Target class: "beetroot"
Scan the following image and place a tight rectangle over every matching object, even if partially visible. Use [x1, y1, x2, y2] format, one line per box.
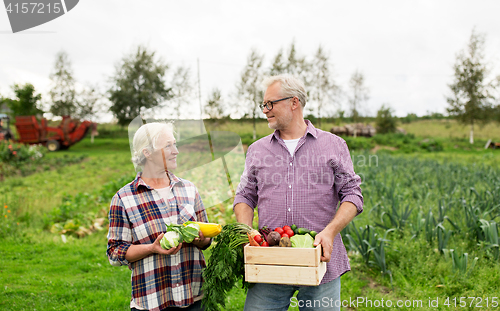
[259, 226, 271, 242]
[267, 231, 281, 246]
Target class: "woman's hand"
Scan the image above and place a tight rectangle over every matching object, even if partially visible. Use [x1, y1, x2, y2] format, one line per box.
[151, 233, 182, 255]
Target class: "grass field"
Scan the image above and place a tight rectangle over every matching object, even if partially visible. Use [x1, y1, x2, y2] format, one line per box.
[1, 119, 499, 311]
[399, 119, 500, 141]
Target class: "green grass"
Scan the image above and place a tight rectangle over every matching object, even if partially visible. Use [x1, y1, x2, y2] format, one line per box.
[400, 119, 500, 141]
[1, 140, 133, 230]
[0, 232, 131, 311]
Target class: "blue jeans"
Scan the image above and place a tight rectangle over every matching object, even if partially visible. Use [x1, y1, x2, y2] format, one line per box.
[244, 277, 341, 311]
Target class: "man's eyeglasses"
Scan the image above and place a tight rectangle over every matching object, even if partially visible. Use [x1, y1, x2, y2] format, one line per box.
[259, 97, 293, 112]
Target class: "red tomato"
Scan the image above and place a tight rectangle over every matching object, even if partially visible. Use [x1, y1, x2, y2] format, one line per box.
[261, 241, 269, 247]
[283, 225, 291, 231]
[281, 233, 289, 238]
[274, 227, 284, 235]
[285, 229, 294, 237]
[254, 235, 263, 244]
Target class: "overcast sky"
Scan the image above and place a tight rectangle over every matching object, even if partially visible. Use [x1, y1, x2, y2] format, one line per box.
[1, 0, 500, 121]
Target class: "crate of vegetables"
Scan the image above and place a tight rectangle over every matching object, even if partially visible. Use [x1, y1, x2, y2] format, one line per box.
[244, 225, 327, 286]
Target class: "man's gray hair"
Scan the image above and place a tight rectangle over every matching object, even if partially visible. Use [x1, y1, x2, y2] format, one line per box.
[262, 74, 307, 108]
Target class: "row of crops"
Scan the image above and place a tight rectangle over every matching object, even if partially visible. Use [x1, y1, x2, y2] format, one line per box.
[344, 154, 499, 285]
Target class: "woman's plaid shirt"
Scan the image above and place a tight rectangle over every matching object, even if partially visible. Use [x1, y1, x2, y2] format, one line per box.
[107, 172, 208, 311]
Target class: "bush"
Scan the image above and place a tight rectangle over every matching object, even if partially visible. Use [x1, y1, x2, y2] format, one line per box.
[239, 132, 267, 147]
[0, 141, 85, 178]
[44, 174, 135, 238]
[419, 138, 444, 152]
[376, 105, 398, 134]
[343, 137, 376, 151]
[0, 141, 44, 166]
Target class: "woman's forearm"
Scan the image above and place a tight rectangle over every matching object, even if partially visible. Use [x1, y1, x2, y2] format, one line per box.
[125, 244, 154, 263]
[125, 233, 182, 263]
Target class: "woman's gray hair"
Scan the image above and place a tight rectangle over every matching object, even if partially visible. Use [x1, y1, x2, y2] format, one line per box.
[262, 74, 307, 108]
[131, 122, 175, 168]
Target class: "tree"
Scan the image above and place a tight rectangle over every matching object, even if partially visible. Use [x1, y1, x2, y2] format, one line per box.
[236, 49, 264, 140]
[401, 113, 418, 124]
[74, 83, 103, 143]
[375, 104, 397, 134]
[4, 83, 43, 117]
[348, 70, 370, 136]
[285, 41, 310, 85]
[310, 45, 339, 128]
[267, 42, 311, 87]
[447, 29, 496, 144]
[205, 88, 225, 119]
[75, 83, 104, 121]
[49, 51, 77, 117]
[170, 66, 194, 120]
[494, 105, 500, 123]
[268, 48, 287, 76]
[108, 45, 171, 126]
[335, 110, 345, 125]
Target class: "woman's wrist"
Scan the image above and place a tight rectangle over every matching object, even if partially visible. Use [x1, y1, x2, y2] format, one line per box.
[195, 238, 211, 250]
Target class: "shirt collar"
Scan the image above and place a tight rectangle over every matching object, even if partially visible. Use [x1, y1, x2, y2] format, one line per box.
[132, 171, 183, 191]
[270, 119, 318, 143]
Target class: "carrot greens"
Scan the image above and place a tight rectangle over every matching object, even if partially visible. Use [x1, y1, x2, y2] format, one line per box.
[201, 223, 252, 311]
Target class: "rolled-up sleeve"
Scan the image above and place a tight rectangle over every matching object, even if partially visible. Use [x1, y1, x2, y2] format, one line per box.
[233, 145, 259, 210]
[106, 193, 132, 267]
[333, 141, 364, 215]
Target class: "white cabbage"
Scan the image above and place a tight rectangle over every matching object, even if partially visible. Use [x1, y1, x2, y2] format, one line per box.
[160, 231, 180, 249]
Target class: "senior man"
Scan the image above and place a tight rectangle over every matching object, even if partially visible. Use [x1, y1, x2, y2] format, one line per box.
[233, 74, 364, 311]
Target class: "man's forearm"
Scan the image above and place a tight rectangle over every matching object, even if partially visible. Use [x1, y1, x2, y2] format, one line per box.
[234, 203, 254, 227]
[324, 201, 358, 238]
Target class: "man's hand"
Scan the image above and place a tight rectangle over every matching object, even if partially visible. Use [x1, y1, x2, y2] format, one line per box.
[313, 228, 335, 262]
[151, 233, 182, 255]
[314, 202, 359, 262]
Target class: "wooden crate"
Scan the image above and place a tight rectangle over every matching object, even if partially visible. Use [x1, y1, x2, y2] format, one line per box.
[244, 244, 327, 286]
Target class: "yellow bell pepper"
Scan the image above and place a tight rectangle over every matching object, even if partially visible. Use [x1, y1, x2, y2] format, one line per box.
[183, 221, 222, 238]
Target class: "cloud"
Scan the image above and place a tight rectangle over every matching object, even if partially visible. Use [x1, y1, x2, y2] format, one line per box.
[1, 0, 500, 118]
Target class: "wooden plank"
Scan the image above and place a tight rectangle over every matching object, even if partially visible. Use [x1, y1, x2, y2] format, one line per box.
[244, 244, 322, 267]
[245, 262, 327, 286]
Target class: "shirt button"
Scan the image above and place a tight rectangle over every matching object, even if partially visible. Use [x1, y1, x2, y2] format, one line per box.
[289, 185, 291, 188]
[288, 208, 291, 212]
[290, 163, 292, 166]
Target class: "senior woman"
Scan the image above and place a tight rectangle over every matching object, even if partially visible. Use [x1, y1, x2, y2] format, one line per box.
[107, 122, 211, 311]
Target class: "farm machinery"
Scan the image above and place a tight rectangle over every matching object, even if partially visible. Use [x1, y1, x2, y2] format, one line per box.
[1, 115, 96, 151]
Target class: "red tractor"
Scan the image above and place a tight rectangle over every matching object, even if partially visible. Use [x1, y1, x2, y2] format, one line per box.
[11, 115, 96, 151]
